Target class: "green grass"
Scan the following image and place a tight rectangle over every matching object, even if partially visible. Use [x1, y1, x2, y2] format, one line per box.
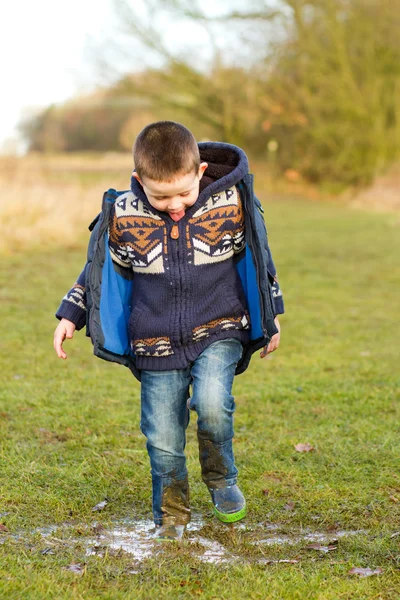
[1, 196, 399, 599]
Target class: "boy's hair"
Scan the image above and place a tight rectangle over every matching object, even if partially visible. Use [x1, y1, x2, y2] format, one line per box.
[133, 121, 200, 182]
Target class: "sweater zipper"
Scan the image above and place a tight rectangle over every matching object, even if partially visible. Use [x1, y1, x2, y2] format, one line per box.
[170, 221, 184, 346]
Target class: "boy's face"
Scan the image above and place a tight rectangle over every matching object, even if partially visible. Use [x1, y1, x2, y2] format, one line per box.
[133, 163, 208, 214]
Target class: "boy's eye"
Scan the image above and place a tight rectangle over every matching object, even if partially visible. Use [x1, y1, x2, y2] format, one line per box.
[180, 192, 190, 197]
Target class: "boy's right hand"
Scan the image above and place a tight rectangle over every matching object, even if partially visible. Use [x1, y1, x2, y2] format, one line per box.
[53, 318, 76, 359]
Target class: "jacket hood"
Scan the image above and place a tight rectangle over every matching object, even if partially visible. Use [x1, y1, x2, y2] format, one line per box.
[130, 141, 249, 204]
[198, 142, 249, 197]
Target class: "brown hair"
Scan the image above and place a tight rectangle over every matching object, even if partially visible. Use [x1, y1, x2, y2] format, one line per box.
[133, 121, 200, 181]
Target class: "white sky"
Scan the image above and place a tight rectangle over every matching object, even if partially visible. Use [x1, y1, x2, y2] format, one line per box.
[0, 0, 119, 148]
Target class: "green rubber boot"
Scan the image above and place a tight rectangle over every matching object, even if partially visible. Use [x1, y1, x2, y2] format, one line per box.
[209, 485, 246, 523]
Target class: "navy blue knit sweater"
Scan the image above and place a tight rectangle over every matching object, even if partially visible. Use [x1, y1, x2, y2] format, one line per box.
[56, 142, 284, 371]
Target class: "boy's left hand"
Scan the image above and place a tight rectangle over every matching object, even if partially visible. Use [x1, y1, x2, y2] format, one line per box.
[260, 317, 280, 358]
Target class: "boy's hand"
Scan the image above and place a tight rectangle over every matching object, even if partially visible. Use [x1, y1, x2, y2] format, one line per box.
[53, 318, 76, 359]
[260, 317, 280, 358]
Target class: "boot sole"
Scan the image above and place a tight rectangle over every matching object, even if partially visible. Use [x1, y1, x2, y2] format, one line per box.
[213, 505, 247, 523]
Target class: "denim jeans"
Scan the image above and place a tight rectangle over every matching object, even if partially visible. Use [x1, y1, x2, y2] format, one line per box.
[140, 338, 243, 526]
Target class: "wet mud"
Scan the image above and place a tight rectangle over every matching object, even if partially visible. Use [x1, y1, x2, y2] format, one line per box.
[161, 479, 191, 526]
[1, 514, 366, 567]
[198, 437, 229, 488]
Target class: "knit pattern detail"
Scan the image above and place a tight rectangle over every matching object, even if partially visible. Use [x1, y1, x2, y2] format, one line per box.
[271, 280, 282, 300]
[109, 185, 244, 276]
[62, 284, 86, 310]
[192, 314, 249, 343]
[109, 192, 165, 273]
[189, 187, 245, 265]
[55, 266, 87, 330]
[132, 336, 174, 357]
[56, 284, 87, 330]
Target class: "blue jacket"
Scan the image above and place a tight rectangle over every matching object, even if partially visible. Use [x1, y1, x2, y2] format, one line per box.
[56, 144, 284, 380]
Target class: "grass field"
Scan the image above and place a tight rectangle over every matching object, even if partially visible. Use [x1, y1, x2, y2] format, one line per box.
[0, 158, 399, 599]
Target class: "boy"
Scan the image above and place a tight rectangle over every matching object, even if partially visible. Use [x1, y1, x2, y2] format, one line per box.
[54, 121, 284, 541]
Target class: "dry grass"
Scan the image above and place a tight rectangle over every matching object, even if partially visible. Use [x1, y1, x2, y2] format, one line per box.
[0, 153, 133, 254]
[349, 163, 400, 213]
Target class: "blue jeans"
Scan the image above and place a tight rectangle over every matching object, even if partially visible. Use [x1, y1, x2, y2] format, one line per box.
[140, 338, 243, 526]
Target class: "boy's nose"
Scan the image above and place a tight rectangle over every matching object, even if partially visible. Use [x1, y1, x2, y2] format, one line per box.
[167, 199, 182, 210]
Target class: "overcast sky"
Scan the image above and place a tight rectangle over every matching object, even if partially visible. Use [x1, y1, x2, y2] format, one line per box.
[0, 0, 271, 150]
[0, 0, 127, 148]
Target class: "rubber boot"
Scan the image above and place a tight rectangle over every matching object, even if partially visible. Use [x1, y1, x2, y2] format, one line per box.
[155, 523, 186, 542]
[209, 484, 246, 523]
[197, 437, 246, 523]
[154, 477, 190, 542]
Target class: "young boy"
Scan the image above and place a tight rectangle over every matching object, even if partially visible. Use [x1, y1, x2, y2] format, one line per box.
[54, 121, 284, 541]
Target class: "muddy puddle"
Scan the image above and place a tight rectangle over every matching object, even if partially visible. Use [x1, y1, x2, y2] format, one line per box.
[251, 525, 363, 547]
[1, 515, 366, 567]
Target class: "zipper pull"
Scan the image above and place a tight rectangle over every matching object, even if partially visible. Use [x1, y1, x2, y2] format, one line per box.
[170, 224, 179, 239]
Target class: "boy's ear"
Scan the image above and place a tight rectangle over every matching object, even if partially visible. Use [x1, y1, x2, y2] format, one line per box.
[132, 171, 142, 184]
[198, 162, 208, 180]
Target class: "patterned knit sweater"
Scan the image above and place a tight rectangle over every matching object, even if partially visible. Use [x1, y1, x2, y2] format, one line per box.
[56, 142, 284, 371]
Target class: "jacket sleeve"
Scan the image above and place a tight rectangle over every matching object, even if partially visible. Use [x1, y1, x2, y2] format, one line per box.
[254, 193, 284, 316]
[55, 264, 88, 330]
[266, 248, 284, 315]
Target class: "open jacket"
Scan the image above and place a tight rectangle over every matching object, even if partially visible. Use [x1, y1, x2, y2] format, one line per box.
[56, 143, 284, 381]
